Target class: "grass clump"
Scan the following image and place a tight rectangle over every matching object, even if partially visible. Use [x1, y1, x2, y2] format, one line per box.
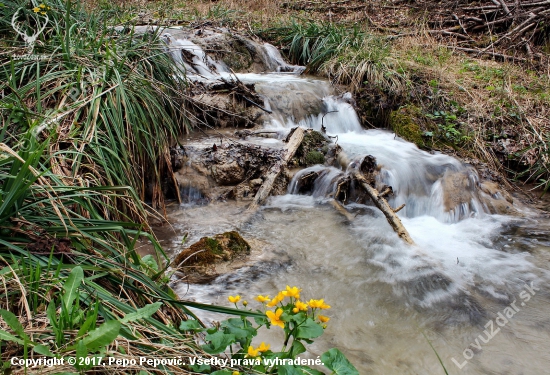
[2, 0, 189, 214]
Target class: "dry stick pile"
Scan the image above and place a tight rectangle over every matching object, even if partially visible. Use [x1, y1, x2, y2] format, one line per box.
[437, 0, 550, 58]
[282, 0, 549, 60]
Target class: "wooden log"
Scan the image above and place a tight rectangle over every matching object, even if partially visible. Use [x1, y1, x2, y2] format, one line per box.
[351, 169, 415, 245]
[330, 199, 355, 222]
[247, 127, 305, 212]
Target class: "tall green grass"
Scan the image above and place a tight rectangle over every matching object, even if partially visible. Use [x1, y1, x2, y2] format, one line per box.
[261, 20, 406, 94]
[2, 0, 189, 214]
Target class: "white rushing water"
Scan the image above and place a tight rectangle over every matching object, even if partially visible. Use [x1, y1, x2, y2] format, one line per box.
[161, 35, 550, 375]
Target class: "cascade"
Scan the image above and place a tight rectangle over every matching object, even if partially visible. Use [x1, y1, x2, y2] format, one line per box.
[156, 29, 549, 375]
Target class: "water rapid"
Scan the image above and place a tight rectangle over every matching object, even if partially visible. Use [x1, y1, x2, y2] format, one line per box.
[159, 32, 550, 375]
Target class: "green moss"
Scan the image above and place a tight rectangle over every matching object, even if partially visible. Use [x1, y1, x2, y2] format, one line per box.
[221, 37, 253, 71]
[226, 231, 251, 253]
[295, 130, 329, 166]
[305, 150, 325, 166]
[389, 106, 430, 149]
[205, 237, 221, 254]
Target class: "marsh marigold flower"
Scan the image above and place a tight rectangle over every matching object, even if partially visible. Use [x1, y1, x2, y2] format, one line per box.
[247, 345, 260, 357]
[228, 295, 241, 304]
[255, 295, 271, 303]
[257, 342, 270, 352]
[266, 292, 285, 307]
[308, 299, 331, 309]
[292, 300, 308, 313]
[282, 285, 301, 299]
[266, 308, 285, 329]
[318, 315, 330, 323]
[33, 7, 40, 12]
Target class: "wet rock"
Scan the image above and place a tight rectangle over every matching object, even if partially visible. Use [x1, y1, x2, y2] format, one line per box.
[293, 130, 330, 166]
[211, 160, 246, 185]
[250, 178, 263, 187]
[171, 231, 251, 283]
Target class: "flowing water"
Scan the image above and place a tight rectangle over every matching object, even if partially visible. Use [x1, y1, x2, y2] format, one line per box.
[159, 33, 550, 374]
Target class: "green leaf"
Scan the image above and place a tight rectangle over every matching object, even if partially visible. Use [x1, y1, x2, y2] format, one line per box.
[295, 318, 323, 340]
[279, 366, 324, 375]
[0, 329, 24, 345]
[289, 340, 306, 357]
[201, 331, 235, 354]
[33, 344, 55, 357]
[278, 365, 306, 375]
[179, 319, 203, 331]
[120, 302, 162, 323]
[221, 318, 257, 345]
[188, 363, 210, 372]
[62, 266, 84, 314]
[321, 348, 359, 375]
[141, 255, 158, 272]
[75, 340, 92, 370]
[81, 320, 121, 352]
[0, 309, 29, 342]
[254, 315, 269, 325]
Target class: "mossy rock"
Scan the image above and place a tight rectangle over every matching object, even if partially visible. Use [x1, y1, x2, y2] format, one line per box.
[221, 37, 254, 72]
[294, 130, 330, 166]
[389, 106, 433, 149]
[305, 150, 325, 166]
[172, 231, 250, 268]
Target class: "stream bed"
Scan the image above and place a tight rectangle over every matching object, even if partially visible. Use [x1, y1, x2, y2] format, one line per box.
[155, 30, 550, 374]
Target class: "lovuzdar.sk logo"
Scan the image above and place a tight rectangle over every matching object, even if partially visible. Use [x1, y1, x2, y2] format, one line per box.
[11, 7, 49, 58]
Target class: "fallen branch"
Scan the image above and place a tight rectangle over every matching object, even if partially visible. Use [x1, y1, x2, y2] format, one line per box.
[351, 168, 414, 245]
[247, 127, 305, 212]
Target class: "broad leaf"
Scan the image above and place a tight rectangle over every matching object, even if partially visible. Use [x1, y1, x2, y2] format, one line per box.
[221, 318, 256, 344]
[321, 348, 359, 375]
[141, 255, 158, 272]
[188, 363, 210, 372]
[289, 340, 306, 357]
[295, 318, 323, 340]
[201, 331, 235, 354]
[179, 319, 203, 331]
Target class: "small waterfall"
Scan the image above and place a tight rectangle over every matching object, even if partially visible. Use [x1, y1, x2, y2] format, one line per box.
[161, 34, 229, 78]
[260, 43, 305, 73]
[157, 28, 510, 221]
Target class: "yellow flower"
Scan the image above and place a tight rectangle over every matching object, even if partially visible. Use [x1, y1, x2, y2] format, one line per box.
[39, 4, 46, 8]
[308, 299, 331, 309]
[257, 341, 270, 352]
[247, 345, 260, 357]
[282, 285, 301, 299]
[242, 300, 248, 307]
[33, 7, 40, 12]
[232, 372, 240, 375]
[228, 295, 241, 304]
[266, 308, 285, 329]
[292, 300, 308, 313]
[322, 324, 327, 329]
[41, 11, 46, 15]
[255, 295, 271, 303]
[318, 315, 330, 323]
[266, 292, 285, 307]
